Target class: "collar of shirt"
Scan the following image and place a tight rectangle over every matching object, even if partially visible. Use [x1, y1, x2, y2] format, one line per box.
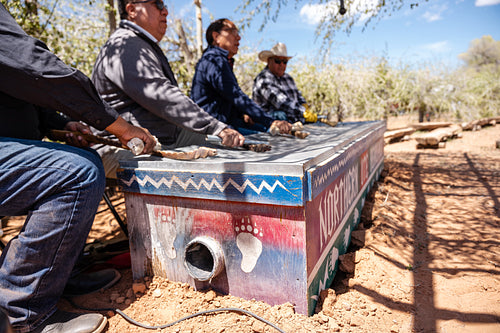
[207, 45, 234, 69]
[120, 19, 158, 43]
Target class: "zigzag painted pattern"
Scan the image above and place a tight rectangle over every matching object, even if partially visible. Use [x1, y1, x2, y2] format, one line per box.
[121, 175, 289, 195]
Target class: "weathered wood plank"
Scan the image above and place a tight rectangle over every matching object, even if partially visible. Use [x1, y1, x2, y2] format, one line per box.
[384, 127, 415, 143]
[415, 124, 462, 147]
[409, 121, 453, 131]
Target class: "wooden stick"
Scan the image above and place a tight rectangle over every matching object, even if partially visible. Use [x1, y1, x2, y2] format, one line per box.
[49, 130, 217, 160]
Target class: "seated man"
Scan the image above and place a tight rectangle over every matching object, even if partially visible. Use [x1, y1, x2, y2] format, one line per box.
[91, 1, 244, 178]
[253, 42, 316, 123]
[190, 18, 292, 136]
[0, 3, 156, 332]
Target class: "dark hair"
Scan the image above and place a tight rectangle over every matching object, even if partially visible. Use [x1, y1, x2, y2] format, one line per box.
[206, 18, 229, 46]
[118, 0, 131, 20]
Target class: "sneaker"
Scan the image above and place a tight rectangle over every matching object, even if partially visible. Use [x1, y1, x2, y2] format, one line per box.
[30, 310, 106, 333]
[63, 268, 121, 297]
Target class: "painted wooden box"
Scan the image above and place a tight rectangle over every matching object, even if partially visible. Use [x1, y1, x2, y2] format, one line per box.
[117, 120, 385, 316]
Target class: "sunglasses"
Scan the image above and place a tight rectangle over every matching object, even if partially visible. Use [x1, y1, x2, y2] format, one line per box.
[221, 27, 240, 37]
[131, 0, 167, 11]
[273, 59, 288, 65]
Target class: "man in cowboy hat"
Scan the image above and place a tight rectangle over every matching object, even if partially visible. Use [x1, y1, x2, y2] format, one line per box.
[253, 42, 316, 123]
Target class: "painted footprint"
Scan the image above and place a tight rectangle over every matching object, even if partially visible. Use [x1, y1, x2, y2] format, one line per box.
[235, 217, 263, 273]
[150, 207, 177, 259]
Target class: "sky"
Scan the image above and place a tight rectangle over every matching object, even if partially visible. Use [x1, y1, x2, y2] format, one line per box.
[168, 0, 500, 68]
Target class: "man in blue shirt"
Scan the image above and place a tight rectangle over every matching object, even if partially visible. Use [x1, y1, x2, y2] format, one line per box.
[190, 18, 292, 136]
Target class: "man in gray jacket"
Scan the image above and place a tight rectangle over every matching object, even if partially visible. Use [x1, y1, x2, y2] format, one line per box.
[92, 0, 244, 178]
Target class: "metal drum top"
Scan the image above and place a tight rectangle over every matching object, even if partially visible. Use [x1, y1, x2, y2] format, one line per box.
[119, 121, 385, 176]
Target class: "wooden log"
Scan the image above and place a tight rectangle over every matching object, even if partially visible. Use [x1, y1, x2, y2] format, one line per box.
[461, 117, 500, 131]
[417, 141, 446, 149]
[384, 127, 415, 143]
[415, 124, 462, 146]
[409, 122, 452, 131]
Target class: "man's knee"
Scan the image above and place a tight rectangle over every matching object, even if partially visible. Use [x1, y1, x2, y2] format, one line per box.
[68, 148, 106, 190]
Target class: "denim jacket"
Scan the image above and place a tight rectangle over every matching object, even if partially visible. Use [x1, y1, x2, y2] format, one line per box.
[190, 46, 274, 130]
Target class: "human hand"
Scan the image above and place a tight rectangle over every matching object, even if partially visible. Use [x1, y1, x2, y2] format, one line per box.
[63, 121, 92, 147]
[218, 128, 245, 147]
[270, 120, 292, 135]
[243, 114, 255, 125]
[105, 117, 157, 154]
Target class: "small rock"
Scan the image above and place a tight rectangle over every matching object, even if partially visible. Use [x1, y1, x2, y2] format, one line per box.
[252, 320, 266, 332]
[339, 252, 355, 273]
[109, 292, 120, 301]
[204, 290, 217, 301]
[132, 282, 147, 294]
[350, 314, 364, 327]
[126, 288, 134, 299]
[350, 230, 366, 247]
[115, 296, 125, 304]
[316, 313, 329, 324]
[342, 302, 352, 311]
[316, 289, 336, 317]
[152, 288, 162, 298]
[124, 298, 132, 305]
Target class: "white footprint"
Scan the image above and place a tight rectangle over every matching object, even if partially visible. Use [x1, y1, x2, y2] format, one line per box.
[235, 217, 263, 273]
[155, 209, 177, 259]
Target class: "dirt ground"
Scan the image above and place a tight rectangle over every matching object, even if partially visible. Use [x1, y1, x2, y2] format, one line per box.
[1, 122, 499, 333]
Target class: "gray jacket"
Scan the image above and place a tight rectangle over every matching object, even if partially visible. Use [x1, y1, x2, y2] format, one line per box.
[91, 21, 227, 148]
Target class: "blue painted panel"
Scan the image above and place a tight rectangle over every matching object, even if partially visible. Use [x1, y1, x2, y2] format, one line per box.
[118, 169, 305, 206]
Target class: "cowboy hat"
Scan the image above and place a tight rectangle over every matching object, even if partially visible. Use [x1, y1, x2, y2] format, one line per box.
[258, 42, 293, 62]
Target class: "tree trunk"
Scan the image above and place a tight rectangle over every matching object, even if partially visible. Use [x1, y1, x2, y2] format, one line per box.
[107, 0, 117, 36]
[24, 0, 40, 34]
[174, 19, 194, 75]
[194, 0, 203, 58]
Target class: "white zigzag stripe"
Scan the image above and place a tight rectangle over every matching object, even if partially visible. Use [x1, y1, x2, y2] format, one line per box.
[121, 175, 288, 195]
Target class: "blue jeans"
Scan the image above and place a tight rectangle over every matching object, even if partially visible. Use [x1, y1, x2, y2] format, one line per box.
[0, 138, 106, 333]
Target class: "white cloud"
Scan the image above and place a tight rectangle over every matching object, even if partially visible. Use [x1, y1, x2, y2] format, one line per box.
[421, 3, 448, 22]
[300, 3, 335, 25]
[475, 0, 500, 6]
[300, 0, 379, 25]
[422, 11, 442, 22]
[423, 41, 451, 53]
